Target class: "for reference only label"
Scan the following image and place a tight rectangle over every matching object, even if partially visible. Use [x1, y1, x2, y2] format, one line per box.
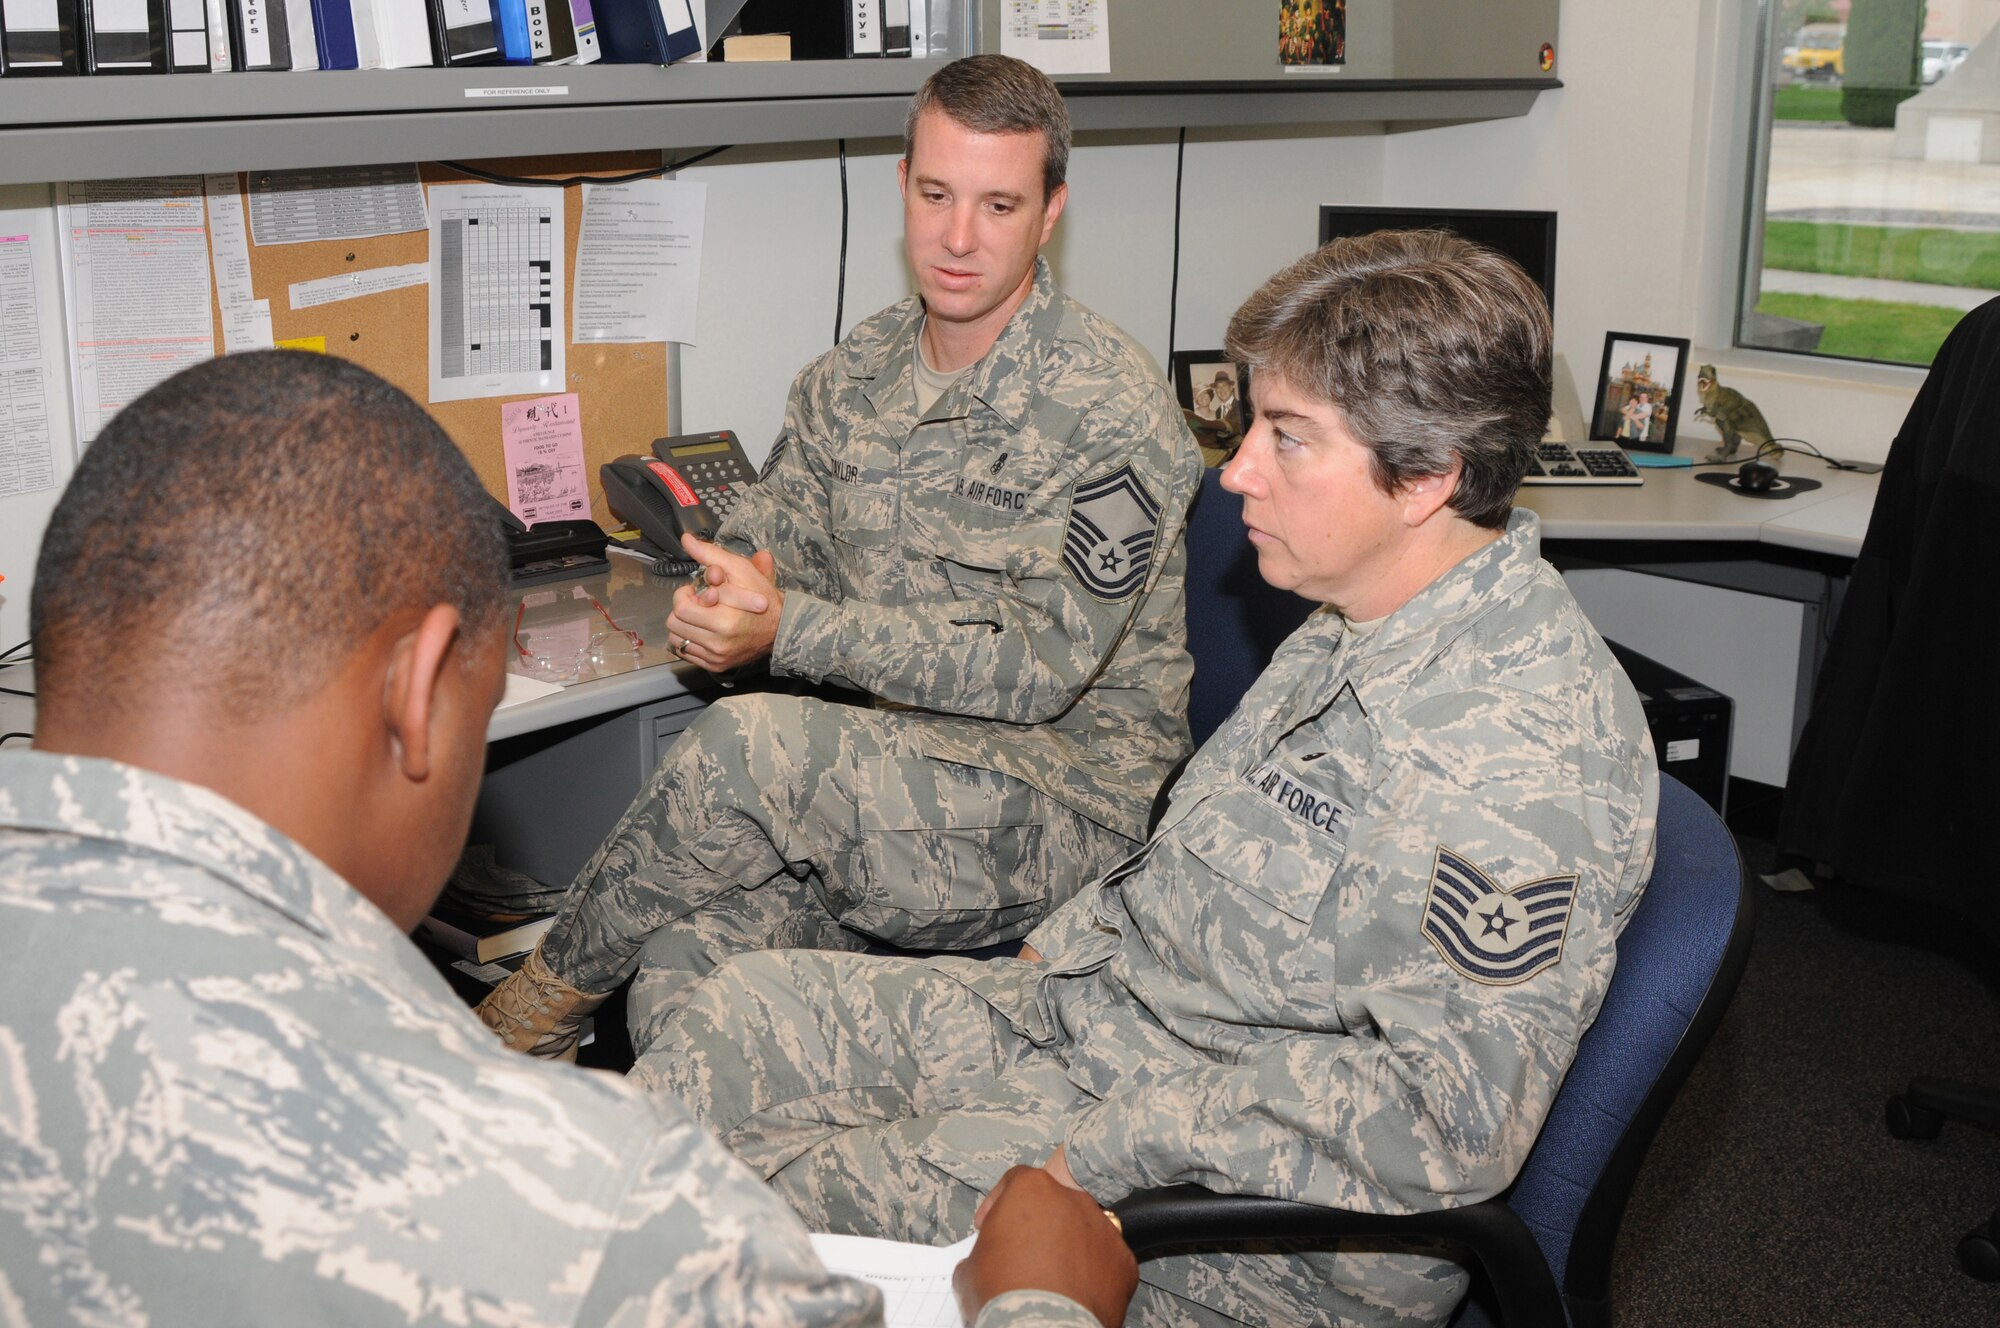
[465, 85, 571, 99]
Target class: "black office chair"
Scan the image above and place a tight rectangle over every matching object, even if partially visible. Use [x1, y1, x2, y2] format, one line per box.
[1788, 298, 2000, 1283]
[1116, 472, 1755, 1327]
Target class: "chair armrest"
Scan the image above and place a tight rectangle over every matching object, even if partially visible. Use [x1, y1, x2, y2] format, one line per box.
[1111, 1185, 1567, 1326]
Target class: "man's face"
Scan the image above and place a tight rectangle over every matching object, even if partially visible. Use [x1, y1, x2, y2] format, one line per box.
[1220, 371, 1412, 612]
[898, 109, 1067, 345]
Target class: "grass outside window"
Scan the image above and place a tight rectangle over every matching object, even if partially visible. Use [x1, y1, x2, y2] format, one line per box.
[1773, 85, 1845, 121]
[1763, 221, 2000, 290]
[1751, 292, 1962, 364]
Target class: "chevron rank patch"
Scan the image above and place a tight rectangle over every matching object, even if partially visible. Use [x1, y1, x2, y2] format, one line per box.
[1062, 465, 1162, 601]
[1421, 847, 1579, 985]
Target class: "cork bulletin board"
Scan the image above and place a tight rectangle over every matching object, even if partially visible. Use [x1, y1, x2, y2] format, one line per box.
[209, 153, 670, 530]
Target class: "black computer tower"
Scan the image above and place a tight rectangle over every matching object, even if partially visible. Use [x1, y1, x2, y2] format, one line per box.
[1606, 640, 1733, 815]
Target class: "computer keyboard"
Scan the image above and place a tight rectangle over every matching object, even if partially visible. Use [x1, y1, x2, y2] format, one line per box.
[1520, 441, 1643, 486]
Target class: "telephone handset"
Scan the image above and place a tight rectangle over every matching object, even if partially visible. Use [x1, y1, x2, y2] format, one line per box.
[599, 430, 758, 574]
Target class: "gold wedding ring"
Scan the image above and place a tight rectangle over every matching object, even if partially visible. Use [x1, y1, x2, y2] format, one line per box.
[1102, 1209, 1123, 1233]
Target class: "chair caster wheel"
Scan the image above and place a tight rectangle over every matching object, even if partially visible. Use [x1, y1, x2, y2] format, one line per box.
[1957, 1220, 2000, 1282]
[1886, 1094, 1945, 1139]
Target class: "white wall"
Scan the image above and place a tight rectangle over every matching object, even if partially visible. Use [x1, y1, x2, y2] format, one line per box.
[678, 125, 1384, 463]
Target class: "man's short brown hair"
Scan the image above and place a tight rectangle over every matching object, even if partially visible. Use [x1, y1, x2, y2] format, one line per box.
[905, 53, 1071, 200]
[1225, 230, 1553, 529]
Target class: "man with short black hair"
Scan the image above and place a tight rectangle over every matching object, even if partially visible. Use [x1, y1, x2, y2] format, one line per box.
[479, 54, 1201, 1060]
[0, 350, 1135, 1328]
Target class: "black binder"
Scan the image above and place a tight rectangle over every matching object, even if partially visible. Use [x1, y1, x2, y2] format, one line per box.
[167, 0, 211, 68]
[225, 0, 289, 68]
[81, 0, 169, 71]
[427, 0, 501, 66]
[0, 0, 83, 73]
[883, 0, 906, 57]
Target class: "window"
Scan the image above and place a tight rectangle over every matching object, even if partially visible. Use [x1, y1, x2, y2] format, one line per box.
[1738, 0, 2000, 367]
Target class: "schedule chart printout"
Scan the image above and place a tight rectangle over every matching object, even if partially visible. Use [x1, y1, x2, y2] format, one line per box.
[428, 183, 566, 404]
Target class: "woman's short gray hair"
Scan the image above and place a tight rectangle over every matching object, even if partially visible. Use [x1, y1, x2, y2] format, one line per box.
[1225, 230, 1552, 529]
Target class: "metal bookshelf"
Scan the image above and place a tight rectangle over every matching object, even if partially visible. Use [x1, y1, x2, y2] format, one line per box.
[0, 0, 1562, 185]
[0, 63, 1555, 187]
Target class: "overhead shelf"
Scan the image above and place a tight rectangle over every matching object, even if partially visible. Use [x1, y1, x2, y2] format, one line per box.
[0, 62, 1556, 186]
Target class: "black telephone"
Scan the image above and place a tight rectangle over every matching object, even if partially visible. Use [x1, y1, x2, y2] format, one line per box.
[599, 430, 759, 572]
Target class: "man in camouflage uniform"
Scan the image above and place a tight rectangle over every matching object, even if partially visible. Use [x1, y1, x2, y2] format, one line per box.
[636, 233, 1660, 1327]
[0, 352, 1136, 1328]
[479, 54, 1200, 1057]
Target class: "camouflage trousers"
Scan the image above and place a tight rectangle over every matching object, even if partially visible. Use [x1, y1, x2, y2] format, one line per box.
[537, 692, 1136, 1051]
[634, 950, 1471, 1328]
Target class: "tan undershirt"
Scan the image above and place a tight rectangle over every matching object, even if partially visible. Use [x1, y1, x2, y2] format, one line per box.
[913, 321, 971, 416]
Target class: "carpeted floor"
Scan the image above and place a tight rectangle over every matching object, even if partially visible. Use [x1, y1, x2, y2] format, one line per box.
[1611, 810, 2000, 1326]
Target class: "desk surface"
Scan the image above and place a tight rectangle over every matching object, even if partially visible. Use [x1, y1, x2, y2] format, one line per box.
[492, 552, 700, 743]
[0, 466, 1881, 751]
[1517, 458, 1879, 558]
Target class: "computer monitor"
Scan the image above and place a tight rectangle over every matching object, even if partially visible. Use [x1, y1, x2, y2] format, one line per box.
[1316, 206, 1558, 313]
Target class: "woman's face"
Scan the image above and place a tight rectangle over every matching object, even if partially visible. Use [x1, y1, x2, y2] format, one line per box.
[1219, 371, 1415, 616]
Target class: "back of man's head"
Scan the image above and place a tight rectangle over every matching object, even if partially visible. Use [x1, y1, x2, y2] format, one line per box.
[905, 53, 1071, 200]
[32, 351, 506, 728]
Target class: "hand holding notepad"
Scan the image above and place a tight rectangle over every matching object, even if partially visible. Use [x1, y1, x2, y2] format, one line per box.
[809, 1164, 1140, 1328]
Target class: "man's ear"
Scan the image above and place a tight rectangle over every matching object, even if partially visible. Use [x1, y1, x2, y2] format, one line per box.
[382, 604, 463, 784]
[1401, 460, 1463, 527]
[1038, 181, 1069, 246]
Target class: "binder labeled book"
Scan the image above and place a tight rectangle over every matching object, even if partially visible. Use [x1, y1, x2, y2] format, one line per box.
[82, 0, 169, 71]
[523, 0, 573, 62]
[430, 0, 500, 64]
[4, 0, 85, 71]
[844, 0, 879, 57]
[594, 0, 694, 64]
[227, 0, 290, 68]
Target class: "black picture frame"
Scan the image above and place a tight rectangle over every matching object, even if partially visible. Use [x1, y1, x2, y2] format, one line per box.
[1591, 332, 1692, 454]
[1171, 350, 1248, 464]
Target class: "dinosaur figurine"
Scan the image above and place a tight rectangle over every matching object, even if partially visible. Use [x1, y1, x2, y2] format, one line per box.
[1693, 364, 1776, 463]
